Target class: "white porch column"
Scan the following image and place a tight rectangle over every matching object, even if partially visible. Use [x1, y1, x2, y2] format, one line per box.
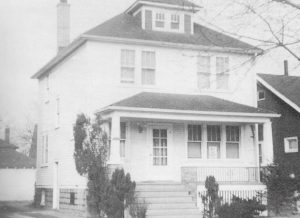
[262, 120, 274, 165]
[109, 114, 121, 164]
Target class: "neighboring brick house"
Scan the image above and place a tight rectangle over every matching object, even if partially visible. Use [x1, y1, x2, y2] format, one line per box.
[32, 0, 278, 216]
[0, 128, 36, 201]
[257, 73, 300, 176]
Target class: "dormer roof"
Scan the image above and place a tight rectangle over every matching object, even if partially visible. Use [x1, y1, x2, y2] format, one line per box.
[126, 0, 201, 14]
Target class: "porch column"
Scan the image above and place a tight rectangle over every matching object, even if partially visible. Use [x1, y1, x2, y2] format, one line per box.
[109, 114, 121, 164]
[262, 120, 274, 165]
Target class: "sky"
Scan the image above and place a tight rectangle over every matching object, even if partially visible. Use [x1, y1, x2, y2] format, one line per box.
[0, 0, 299, 146]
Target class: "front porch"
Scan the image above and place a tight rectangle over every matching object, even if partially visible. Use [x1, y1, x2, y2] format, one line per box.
[98, 92, 278, 184]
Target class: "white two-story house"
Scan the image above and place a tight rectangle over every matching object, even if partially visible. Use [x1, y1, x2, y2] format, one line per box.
[32, 0, 278, 216]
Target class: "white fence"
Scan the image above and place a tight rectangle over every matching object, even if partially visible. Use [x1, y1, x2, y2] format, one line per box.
[0, 169, 36, 201]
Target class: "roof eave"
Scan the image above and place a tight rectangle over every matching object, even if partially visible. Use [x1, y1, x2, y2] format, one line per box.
[257, 75, 300, 114]
[31, 38, 87, 79]
[82, 34, 261, 55]
[96, 105, 280, 118]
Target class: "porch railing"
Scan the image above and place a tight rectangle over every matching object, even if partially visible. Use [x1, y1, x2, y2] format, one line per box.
[182, 167, 260, 184]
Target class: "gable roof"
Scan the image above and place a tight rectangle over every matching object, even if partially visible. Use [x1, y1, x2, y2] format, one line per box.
[84, 13, 258, 51]
[32, 11, 261, 79]
[102, 92, 277, 117]
[0, 139, 35, 169]
[257, 74, 300, 114]
[126, 0, 201, 14]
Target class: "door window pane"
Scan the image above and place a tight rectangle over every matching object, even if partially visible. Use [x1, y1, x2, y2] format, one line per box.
[153, 129, 168, 165]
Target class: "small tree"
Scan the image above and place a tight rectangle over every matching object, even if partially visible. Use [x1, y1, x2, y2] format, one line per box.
[73, 113, 110, 216]
[262, 163, 300, 215]
[201, 176, 222, 218]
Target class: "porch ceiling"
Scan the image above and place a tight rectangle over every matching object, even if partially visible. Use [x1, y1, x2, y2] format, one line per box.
[98, 92, 279, 121]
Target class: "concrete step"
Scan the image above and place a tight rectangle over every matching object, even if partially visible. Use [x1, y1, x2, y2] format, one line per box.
[138, 196, 193, 204]
[147, 202, 196, 210]
[136, 183, 186, 192]
[147, 208, 201, 216]
[136, 191, 190, 198]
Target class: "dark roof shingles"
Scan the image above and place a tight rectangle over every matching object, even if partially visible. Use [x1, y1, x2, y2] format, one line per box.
[110, 92, 273, 114]
[85, 13, 257, 50]
[0, 140, 35, 169]
[258, 73, 300, 108]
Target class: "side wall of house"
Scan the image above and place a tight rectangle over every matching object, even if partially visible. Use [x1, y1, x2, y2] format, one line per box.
[257, 83, 300, 175]
[36, 40, 258, 190]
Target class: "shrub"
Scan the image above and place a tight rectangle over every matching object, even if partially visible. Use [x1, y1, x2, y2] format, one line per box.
[216, 196, 266, 218]
[201, 176, 222, 218]
[262, 163, 300, 214]
[129, 197, 148, 218]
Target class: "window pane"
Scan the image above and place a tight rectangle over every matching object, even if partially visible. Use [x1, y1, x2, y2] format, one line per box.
[121, 50, 135, 83]
[207, 125, 221, 141]
[161, 129, 167, 138]
[216, 74, 229, 89]
[142, 51, 155, 69]
[121, 68, 134, 83]
[258, 124, 264, 141]
[198, 56, 210, 73]
[188, 142, 201, 158]
[226, 126, 239, 142]
[120, 140, 125, 158]
[171, 22, 179, 29]
[226, 143, 239, 159]
[198, 73, 210, 89]
[142, 69, 155, 85]
[216, 57, 229, 74]
[188, 125, 202, 141]
[153, 139, 159, 147]
[153, 129, 159, 137]
[289, 139, 298, 150]
[207, 142, 220, 159]
[120, 122, 126, 139]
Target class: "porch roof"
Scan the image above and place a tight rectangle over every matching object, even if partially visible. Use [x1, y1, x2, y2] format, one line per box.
[99, 92, 279, 118]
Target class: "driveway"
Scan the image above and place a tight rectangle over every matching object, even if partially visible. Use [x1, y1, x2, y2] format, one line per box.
[0, 201, 81, 218]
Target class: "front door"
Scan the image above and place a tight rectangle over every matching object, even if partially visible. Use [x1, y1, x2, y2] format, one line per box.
[147, 125, 178, 181]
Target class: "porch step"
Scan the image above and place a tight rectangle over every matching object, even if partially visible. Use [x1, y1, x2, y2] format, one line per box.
[136, 182, 201, 218]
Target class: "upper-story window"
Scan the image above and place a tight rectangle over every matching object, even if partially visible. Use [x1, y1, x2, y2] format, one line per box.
[142, 51, 156, 85]
[155, 13, 165, 28]
[197, 56, 211, 89]
[171, 14, 180, 29]
[216, 57, 229, 89]
[121, 49, 135, 83]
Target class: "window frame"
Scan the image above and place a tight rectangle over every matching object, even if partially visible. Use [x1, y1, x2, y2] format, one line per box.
[216, 56, 230, 90]
[120, 49, 135, 84]
[187, 124, 202, 159]
[284, 136, 298, 153]
[207, 125, 221, 159]
[141, 51, 156, 85]
[257, 90, 265, 101]
[225, 126, 240, 159]
[155, 12, 165, 28]
[197, 55, 211, 90]
[171, 14, 180, 29]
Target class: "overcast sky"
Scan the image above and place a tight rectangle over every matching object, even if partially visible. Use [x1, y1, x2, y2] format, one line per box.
[0, 0, 298, 142]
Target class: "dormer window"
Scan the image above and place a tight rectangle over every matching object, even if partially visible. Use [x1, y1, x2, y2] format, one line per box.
[155, 13, 165, 28]
[171, 14, 180, 29]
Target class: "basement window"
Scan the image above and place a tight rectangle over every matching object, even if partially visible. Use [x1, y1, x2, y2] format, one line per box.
[258, 90, 265, 101]
[70, 192, 75, 205]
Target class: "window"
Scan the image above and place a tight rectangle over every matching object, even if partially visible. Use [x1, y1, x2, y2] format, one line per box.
[42, 134, 48, 164]
[258, 124, 264, 141]
[284, 136, 298, 153]
[70, 192, 75, 205]
[216, 57, 229, 89]
[258, 90, 265, 101]
[55, 97, 60, 128]
[226, 126, 240, 159]
[121, 49, 135, 83]
[171, 14, 180, 29]
[153, 129, 168, 166]
[197, 56, 211, 89]
[207, 125, 221, 159]
[142, 51, 156, 85]
[120, 122, 126, 158]
[187, 125, 202, 158]
[155, 13, 165, 27]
